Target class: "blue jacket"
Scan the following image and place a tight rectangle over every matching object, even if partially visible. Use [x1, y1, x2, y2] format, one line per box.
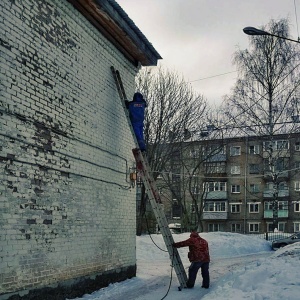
[126, 92, 147, 124]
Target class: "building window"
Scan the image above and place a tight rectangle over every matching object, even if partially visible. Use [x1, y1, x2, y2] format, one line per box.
[249, 184, 260, 193]
[231, 165, 241, 175]
[294, 202, 300, 212]
[265, 201, 288, 211]
[276, 158, 288, 172]
[208, 223, 220, 232]
[295, 181, 300, 191]
[249, 223, 259, 233]
[205, 162, 226, 173]
[294, 222, 300, 232]
[190, 204, 197, 213]
[249, 203, 259, 213]
[231, 204, 241, 213]
[230, 146, 241, 156]
[231, 185, 241, 193]
[192, 186, 200, 194]
[204, 202, 226, 212]
[267, 223, 272, 232]
[249, 164, 260, 174]
[249, 145, 259, 154]
[205, 182, 227, 192]
[295, 161, 300, 170]
[231, 223, 241, 232]
[190, 149, 200, 158]
[278, 222, 286, 232]
[276, 140, 289, 150]
[172, 199, 181, 219]
[278, 182, 288, 191]
[295, 142, 300, 151]
[278, 201, 288, 210]
[263, 140, 289, 151]
[264, 158, 289, 173]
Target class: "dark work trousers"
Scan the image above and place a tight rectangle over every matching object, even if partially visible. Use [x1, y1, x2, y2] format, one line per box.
[132, 122, 146, 151]
[186, 261, 210, 288]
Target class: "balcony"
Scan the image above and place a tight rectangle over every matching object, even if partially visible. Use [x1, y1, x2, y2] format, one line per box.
[262, 149, 290, 158]
[202, 211, 228, 220]
[204, 191, 227, 200]
[263, 189, 289, 198]
[264, 209, 289, 218]
[206, 153, 227, 162]
[263, 171, 289, 179]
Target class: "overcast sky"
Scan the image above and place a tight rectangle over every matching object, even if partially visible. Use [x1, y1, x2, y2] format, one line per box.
[117, 0, 300, 106]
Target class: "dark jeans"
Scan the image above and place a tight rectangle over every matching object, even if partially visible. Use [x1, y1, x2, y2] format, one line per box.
[132, 122, 146, 151]
[186, 261, 209, 288]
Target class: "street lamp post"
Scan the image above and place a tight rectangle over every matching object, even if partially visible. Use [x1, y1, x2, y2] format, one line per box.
[243, 26, 300, 44]
[243, 26, 300, 232]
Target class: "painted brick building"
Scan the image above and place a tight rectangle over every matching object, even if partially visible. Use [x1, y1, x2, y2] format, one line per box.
[158, 134, 300, 234]
[0, 0, 161, 299]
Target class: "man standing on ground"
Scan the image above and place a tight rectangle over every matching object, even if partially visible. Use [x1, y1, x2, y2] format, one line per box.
[173, 231, 210, 289]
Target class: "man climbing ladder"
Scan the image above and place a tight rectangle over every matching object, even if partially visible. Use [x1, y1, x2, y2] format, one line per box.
[125, 92, 147, 152]
[111, 66, 188, 290]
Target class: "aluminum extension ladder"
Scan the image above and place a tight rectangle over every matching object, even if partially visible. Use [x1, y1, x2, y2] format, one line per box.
[111, 66, 188, 289]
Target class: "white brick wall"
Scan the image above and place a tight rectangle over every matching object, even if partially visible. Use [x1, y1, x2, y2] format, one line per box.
[0, 0, 138, 297]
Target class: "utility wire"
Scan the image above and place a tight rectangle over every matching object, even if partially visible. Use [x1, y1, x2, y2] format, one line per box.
[188, 70, 237, 83]
[144, 214, 175, 300]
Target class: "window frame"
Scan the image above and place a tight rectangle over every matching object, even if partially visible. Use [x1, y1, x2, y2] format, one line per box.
[231, 165, 241, 175]
[249, 183, 260, 193]
[248, 222, 259, 233]
[230, 146, 241, 156]
[205, 182, 227, 192]
[249, 164, 260, 174]
[295, 181, 300, 191]
[231, 204, 241, 213]
[294, 222, 300, 232]
[231, 184, 241, 193]
[208, 223, 220, 232]
[249, 203, 259, 213]
[231, 223, 241, 232]
[204, 201, 227, 212]
[249, 145, 259, 155]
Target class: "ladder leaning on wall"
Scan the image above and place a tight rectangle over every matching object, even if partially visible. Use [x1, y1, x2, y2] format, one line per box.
[111, 66, 188, 290]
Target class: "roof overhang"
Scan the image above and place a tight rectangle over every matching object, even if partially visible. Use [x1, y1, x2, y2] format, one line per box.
[67, 0, 162, 66]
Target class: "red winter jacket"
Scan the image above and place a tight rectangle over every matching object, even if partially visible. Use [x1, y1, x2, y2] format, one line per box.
[173, 232, 210, 263]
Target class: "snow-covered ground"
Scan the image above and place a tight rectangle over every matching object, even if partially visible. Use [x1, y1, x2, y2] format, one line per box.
[70, 232, 300, 300]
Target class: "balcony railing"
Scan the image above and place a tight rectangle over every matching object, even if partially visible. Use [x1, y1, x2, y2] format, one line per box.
[202, 211, 228, 220]
[263, 189, 289, 198]
[264, 209, 289, 218]
[263, 171, 289, 178]
[204, 191, 227, 200]
[206, 153, 227, 162]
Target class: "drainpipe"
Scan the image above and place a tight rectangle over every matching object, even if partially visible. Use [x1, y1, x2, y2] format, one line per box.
[244, 136, 248, 233]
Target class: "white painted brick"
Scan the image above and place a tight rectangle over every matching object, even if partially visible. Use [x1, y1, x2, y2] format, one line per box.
[1, 0, 139, 295]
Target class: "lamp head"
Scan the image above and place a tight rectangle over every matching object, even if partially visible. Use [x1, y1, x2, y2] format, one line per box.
[243, 27, 270, 36]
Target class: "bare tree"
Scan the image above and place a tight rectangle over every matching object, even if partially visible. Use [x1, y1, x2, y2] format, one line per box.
[135, 66, 208, 234]
[223, 18, 300, 231]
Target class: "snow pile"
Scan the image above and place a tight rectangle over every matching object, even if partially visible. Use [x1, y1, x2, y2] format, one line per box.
[202, 242, 300, 300]
[71, 232, 300, 300]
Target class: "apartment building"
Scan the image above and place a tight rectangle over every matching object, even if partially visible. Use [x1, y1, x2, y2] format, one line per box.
[157, 133, 300, 234]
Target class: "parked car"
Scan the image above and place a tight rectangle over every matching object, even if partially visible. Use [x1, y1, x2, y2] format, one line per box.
[272, 232, 300, 250]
